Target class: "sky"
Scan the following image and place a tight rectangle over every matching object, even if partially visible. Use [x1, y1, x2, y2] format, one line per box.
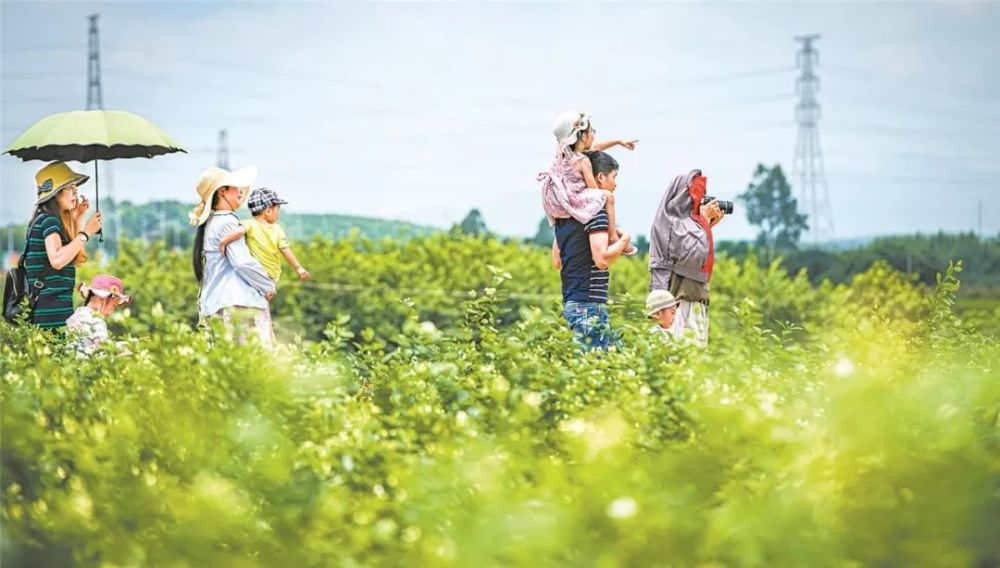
[2, 1, 998, 242]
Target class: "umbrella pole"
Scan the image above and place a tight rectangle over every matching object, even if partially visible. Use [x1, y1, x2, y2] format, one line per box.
[94, 160, 103, 243]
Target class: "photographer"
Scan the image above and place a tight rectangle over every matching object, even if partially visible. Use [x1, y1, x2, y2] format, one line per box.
[648, 169, 726, 347]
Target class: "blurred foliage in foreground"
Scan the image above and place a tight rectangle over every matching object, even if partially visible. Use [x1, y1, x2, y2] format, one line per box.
[2, 236, 998, 566]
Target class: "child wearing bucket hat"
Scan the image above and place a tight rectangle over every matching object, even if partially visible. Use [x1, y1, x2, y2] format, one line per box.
[217, 187, 310, 283]
[646, 289, 680, 342]
[65, 274, 131, 354]
[538, 110, 639, 256]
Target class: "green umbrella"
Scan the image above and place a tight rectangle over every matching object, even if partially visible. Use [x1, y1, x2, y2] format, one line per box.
[4, 110, 186, 240]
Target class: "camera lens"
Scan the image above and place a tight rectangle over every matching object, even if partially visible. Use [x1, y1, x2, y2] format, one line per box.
[702, 196, 734, 214]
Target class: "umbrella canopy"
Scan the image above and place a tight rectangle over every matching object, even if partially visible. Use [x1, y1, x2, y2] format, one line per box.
[4, 110, 186, 242]
[4, 109, 185, 162]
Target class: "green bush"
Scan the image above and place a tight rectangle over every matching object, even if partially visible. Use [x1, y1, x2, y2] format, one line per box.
[3, 238, 998, 567]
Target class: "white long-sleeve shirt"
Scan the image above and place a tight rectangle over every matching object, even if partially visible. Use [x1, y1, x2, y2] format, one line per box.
[66, 307, 109, 354]
[198, 211, 276, 317]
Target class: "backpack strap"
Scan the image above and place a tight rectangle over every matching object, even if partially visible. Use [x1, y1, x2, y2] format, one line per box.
[16, 212, 38, 270]
[21, 212, 64, 293]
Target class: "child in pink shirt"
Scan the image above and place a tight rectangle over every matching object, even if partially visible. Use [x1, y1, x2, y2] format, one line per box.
[66, 274, 131, 354]
[538, 110, 638, 255]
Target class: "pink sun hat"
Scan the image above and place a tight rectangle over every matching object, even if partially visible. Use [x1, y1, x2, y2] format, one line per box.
[78, 274, 132, 305]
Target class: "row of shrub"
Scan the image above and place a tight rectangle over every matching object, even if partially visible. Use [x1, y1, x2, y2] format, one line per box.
[2, 236, 998, 566]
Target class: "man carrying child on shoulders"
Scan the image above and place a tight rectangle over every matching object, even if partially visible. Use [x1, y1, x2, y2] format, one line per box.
[551, 151, 632, 351]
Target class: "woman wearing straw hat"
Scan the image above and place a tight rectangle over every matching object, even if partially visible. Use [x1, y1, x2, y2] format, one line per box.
[22, 161, 103, 330]
[189, 165, 276, 343]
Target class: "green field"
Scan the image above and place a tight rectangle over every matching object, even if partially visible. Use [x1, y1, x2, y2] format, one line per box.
[2, 236, 998, 567]
[956, 295, 1000, 337]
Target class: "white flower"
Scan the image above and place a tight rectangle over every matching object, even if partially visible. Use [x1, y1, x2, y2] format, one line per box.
[833, 356, 855, 377]
[607, 497, 638, 519]
[758, 392, 778, 416]
[492, 376, 510, 393]
[375, 518, 397, 537]
[559, 418, 587, 436]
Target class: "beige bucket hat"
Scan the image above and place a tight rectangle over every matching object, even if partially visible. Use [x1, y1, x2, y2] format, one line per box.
[645, 289, 680, 317]
[188, 165, 257, 226]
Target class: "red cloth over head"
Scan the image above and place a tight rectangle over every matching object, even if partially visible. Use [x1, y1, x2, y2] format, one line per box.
[687, 175, 715, 280]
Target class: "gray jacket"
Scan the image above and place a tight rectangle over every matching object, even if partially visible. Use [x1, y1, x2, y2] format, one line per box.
[649, 169, 713, 283]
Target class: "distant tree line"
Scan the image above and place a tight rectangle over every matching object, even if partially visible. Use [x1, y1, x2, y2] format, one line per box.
[511, 163, 999, 292]
[1, 199, 435, 263]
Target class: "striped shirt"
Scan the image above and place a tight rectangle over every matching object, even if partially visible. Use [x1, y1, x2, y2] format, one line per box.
[24, 213, 76, 328]
[554, 209, 611, 304]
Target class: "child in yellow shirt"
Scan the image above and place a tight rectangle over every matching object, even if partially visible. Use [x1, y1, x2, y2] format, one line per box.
[219, 187, 310, 283]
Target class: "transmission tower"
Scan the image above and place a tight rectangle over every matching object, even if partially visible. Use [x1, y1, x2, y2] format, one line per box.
[217, 129, 230, 169]
[87, 14, 119, 256]
[87, 15, 103, 110]
[793, 34, 834, 243]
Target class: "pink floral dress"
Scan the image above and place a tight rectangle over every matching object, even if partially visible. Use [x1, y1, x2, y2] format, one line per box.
[538, 152, 608, 226]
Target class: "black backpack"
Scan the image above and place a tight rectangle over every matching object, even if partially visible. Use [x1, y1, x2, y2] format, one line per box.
[3, 214, 54, 324]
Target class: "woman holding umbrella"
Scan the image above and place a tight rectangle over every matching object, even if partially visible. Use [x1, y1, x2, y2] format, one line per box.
[25, 161, 103, 330]
[190, 165, 276, 343]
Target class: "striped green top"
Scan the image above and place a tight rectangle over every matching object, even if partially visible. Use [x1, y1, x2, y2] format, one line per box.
[25, 213, 76, 298]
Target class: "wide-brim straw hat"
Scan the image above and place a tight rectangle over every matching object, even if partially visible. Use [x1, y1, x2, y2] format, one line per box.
[34, 161, 90, 206]
[188, 165, 257, 226]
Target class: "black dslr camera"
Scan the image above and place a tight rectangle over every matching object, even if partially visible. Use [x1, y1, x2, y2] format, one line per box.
[702, 196, 734, 215]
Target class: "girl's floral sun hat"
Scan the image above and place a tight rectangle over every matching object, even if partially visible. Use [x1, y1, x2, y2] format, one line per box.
[553, 110, 592, 147]
[79, 274, 132, 305]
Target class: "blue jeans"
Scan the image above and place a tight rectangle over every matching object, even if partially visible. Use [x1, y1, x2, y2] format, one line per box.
[563, 301, 612, 351]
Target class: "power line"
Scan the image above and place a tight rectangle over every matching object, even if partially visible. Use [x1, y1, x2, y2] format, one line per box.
[829, 119, 998, 139]
[823, 63, 1000, 103]
[617, 93, 795, 121]
[1, 71, 79, 79]
[826, 172, 1000, 185]
[12, 58, 797, 101]
[2, 45, 87, 54]
[824, 89, 1000, 124]
[0, 97, 69, 106]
